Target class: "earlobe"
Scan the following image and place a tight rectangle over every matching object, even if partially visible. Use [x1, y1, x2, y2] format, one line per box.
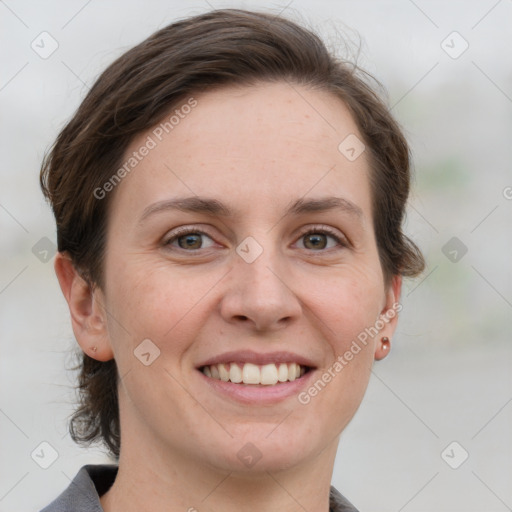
[374, 275, 402, 361]
[54, 252, 114, 362]
[374, 336, 390, 360]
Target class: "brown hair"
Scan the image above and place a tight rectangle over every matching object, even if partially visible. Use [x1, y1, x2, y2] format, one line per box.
[40, 8, 425, 459]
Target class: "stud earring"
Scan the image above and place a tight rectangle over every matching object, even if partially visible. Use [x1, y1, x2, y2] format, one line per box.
[90, 346, 98, 353]
[381, 337, 390, 349]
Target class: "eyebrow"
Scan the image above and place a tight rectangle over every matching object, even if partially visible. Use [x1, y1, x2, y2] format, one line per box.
[286, 196, 363, 218]
[139, 197, 233, 224]
[138, 195, 363, 224]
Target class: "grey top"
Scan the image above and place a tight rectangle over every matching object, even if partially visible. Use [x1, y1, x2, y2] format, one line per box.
[41, 464, 359, 512]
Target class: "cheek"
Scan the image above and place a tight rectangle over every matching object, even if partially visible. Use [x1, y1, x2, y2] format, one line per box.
[103, 258, 221, 361]
[326, 268, 384, 377]
[305, 265, 384, 349]
[302, 283, 378, 435]
[297, 264, 382, 409]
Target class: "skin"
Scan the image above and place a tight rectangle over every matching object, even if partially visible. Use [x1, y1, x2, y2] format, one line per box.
[55, 81, 401, 512]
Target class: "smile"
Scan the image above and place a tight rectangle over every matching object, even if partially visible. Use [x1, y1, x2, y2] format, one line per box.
[200, 362, 308, 385]
[196, 350, 317, 403]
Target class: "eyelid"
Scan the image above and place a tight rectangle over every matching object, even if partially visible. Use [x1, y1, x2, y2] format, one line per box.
[295, 224, 350, 248]
[162, 225, 219, 248]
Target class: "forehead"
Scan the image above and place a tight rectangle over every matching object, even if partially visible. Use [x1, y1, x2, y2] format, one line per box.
[112, 81, 372, 219]
[167, 82, 361, 164]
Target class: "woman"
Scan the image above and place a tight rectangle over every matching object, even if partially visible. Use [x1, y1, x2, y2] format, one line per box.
[39, 8, 424, 512]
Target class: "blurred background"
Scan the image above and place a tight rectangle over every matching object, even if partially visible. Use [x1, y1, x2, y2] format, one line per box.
[1, 1, 511, 510]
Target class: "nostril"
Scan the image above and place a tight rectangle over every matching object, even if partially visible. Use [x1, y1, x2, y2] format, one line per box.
[233, 315, 249, 321]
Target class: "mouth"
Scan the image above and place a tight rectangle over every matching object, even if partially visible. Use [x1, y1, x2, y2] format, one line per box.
[199, 362, 310, 386]
[195, 351, 317, 404]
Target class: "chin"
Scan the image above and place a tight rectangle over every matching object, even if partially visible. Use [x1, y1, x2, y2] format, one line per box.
[202, 428, 318, 474]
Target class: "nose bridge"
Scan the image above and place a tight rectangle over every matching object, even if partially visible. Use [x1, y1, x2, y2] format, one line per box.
[221, 240, 301, 330]
[237, 242, 289, 302]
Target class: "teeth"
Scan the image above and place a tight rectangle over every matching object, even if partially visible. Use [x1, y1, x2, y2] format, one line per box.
[229, 363, 243, 383]
[288, 363, 297, 382]
[277, 363, 288, 382]
[261, 363, 278, 385]
[242, 363, 260, 384]
[201, 362, 308, 385]
[218, 363, 230, 382]
[211, 365, 220, 379]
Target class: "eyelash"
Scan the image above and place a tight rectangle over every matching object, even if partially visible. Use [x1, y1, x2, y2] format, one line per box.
[297, 226, 348, 250]
[163, 225, 348, 252]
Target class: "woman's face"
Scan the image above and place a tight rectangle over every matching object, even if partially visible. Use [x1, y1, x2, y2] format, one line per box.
[99, 82, 400, 472]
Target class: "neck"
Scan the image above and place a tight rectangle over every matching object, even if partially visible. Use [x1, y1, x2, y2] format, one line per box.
[100, 408, 338, 512]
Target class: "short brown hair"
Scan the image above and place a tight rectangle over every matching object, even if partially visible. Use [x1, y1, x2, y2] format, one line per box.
[40, 8, 425, 458]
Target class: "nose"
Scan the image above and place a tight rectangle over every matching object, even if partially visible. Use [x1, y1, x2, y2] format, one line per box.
[219, 249, 302, 332]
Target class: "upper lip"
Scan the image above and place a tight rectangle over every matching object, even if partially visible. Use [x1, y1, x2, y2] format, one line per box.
[196, 350, 317, 369]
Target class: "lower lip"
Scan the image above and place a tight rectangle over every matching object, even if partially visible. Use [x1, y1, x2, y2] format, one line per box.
[197, 369, 316, 405]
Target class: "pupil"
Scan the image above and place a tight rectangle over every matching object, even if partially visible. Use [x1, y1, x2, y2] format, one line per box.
[179, 234, 202, 249]
[305, 233, 326, 249]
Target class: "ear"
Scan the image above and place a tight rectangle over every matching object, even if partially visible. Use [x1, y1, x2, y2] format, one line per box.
[374, 274, 402, 361]
[54, 252, 114, 362]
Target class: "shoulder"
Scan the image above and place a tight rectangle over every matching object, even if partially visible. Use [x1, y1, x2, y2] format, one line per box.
[40, 464, 118, 512]
[329, 485, 360, 512]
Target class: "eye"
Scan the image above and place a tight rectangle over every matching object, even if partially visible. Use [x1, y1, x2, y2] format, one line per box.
[295, 228, 345, 251]
[165, 229, 216, 250]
